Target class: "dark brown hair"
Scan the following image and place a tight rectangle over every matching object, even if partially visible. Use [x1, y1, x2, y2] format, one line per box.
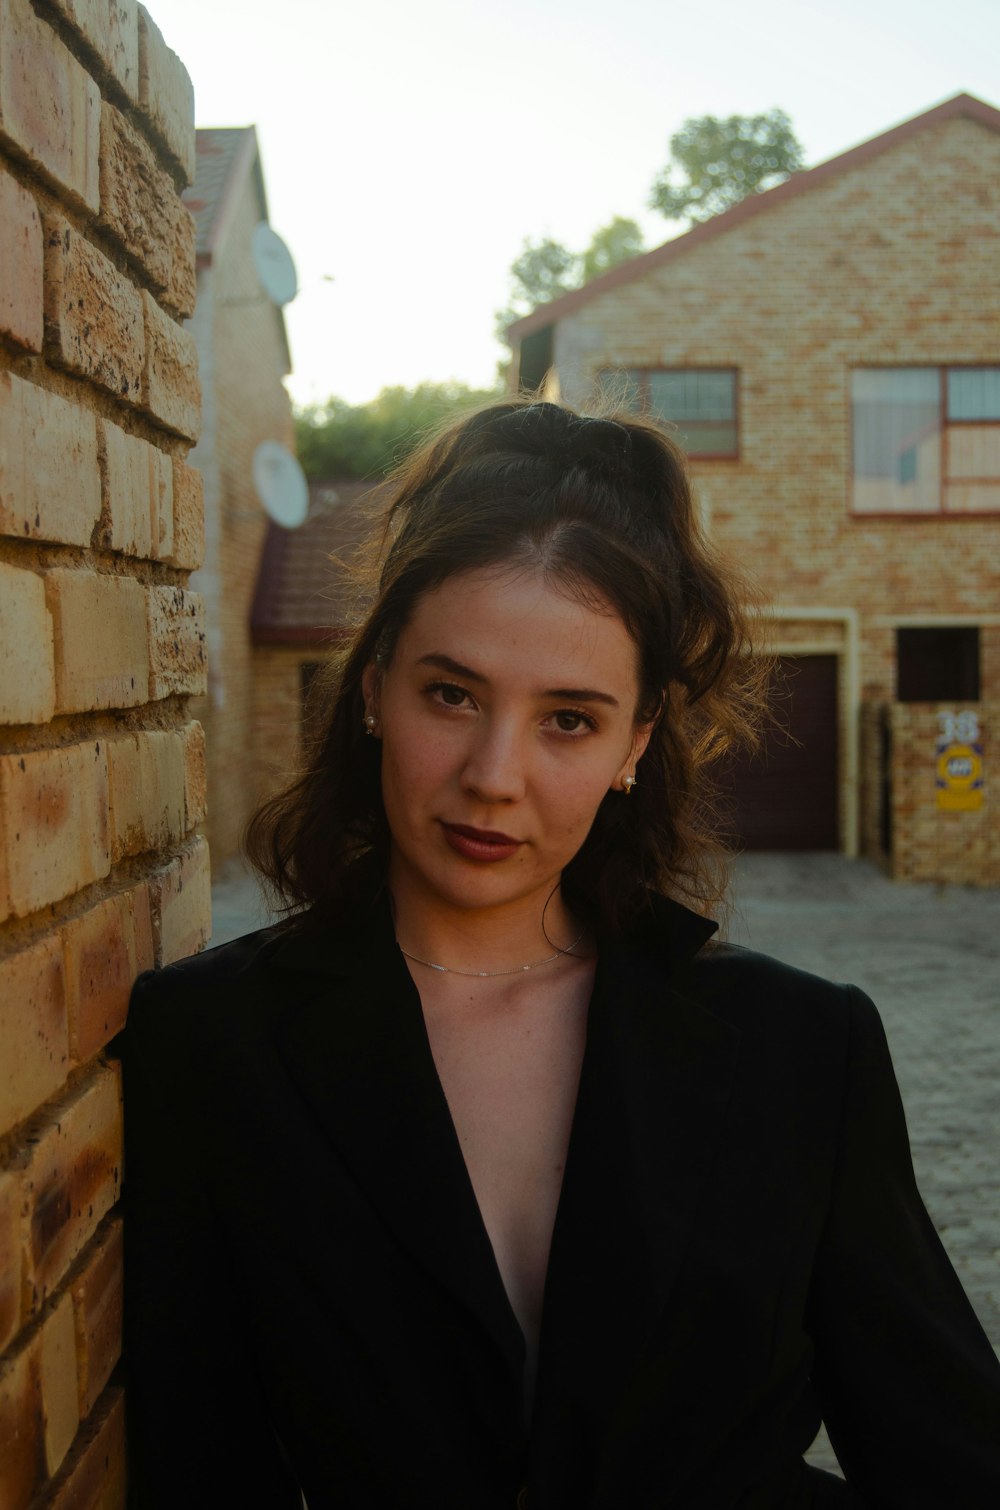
[245, 397, 769, 933]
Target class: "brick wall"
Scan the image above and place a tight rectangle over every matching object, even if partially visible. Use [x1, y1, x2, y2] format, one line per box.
[886, 703, 997, 885]
[188, 148, 295, 870]
[0, 4, 205, 1504]
[251, 644, 310, 801]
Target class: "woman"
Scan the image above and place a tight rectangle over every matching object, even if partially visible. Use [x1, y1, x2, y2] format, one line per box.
[122, 400, 1000, 1508]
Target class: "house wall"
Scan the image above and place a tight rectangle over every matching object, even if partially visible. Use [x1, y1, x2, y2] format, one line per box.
[0, 4, 206, 1504]
[188, 174, 295, 871]
[550, 113, 1000, 875]
[888, 702, 997, 884]
[252, 644, 312, 797]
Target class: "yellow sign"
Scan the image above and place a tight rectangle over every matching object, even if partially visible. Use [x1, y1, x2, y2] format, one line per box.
[935, 741, 984, 812]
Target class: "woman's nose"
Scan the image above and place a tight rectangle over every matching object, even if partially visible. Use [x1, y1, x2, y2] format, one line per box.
[459, 721, 527, 803]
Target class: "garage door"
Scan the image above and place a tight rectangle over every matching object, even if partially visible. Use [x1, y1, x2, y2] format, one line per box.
[718, 654, 839, 851]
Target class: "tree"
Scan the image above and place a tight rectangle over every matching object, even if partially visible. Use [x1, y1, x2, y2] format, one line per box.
[494, 236, 579, 341]
[649, 109, 804, 224]
[580, 216, 645, 283]
[294, 380, 503, 481]
[496, 219, 645, 340]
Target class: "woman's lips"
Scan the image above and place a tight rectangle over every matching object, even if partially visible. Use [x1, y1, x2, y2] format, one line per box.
[441, 823, 523, 862]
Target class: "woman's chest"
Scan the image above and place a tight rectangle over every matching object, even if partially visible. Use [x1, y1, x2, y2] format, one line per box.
[420, 974, 591, 1345]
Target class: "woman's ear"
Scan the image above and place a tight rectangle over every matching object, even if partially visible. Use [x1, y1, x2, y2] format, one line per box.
[611, 720, 654, 794]
[361, 664, 381, 735]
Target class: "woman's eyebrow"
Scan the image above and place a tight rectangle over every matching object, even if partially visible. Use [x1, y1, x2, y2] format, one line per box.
[417, 652, 485, 682]
[416, 653, 619, 708]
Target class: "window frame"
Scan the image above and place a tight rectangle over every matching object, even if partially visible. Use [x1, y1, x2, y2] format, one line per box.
[850, 363, 1000, 519]
[599, 366, 741, 461]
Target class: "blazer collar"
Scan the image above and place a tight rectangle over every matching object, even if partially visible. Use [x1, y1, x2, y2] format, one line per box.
[266, 883, 739, 1445]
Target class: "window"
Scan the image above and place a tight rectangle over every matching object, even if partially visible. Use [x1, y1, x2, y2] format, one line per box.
[852, 367, 1000, 514]
[599, 368, 738, 457]
[896, 627, 980, 702]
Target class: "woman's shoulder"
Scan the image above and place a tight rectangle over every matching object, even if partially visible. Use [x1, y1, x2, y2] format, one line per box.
[682, 936, 882, 1061]
[124, 923, 291, 1052]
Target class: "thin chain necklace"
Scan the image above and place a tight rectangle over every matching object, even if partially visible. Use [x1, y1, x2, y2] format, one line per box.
[398, 930, 586, 979]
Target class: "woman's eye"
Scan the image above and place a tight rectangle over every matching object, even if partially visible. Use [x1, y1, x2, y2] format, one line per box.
[552, 709, 596, 734]
[429, 681, 471, 709]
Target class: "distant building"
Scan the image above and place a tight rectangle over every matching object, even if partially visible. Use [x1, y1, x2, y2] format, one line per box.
[507, 94, 1000, 884]
[251, 480, 377, 799]
[183, 128, 297, 870]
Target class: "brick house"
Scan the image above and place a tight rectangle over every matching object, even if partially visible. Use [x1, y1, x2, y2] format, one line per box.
[183, 127, 297, 871]
[507, 93, 1000, 885]
[250, 478, 376, 793]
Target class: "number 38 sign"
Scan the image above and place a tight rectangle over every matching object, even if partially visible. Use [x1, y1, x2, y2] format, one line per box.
[936, 711, 984, 812]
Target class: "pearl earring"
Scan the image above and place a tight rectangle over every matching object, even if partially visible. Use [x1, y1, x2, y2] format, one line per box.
[622, 774, 636, 794]
[363, 714, 377, 736]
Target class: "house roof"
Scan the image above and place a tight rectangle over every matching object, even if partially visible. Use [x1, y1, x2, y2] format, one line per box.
[507, 93, 1000, 342]
[183, 128, 263, 261]
[251, 480, 384, 647]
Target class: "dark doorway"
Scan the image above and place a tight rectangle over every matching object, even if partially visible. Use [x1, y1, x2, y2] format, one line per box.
[719, 655, 839, 851]
[896, 626, 980, 702]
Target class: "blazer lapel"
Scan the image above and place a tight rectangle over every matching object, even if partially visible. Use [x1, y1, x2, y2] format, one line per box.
[534, 904, 743, 1429]
[266, 900, 526, 1391]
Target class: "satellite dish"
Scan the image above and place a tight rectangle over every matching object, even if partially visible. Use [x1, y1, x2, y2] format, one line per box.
[253, 442, 309, 529]
[251, 222, 298, 306]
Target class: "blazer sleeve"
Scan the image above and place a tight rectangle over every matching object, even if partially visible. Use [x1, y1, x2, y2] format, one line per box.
[809, 986, 1000, 1506]
[120, 969, 302, 1510]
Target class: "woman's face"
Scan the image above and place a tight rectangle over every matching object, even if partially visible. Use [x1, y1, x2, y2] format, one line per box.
[364, 564, 652, 927]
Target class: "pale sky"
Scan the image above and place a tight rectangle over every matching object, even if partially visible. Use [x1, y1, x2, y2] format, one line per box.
[159, 0, 1000, 407]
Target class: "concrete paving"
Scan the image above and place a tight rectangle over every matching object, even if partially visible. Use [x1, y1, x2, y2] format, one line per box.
[210, 851, 1000, 1473]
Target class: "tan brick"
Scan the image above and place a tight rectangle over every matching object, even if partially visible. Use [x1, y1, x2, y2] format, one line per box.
[45, 570, 149, 715]
[0, 1171, 21, 1353]
[0, 934, 69, 1136]
[71, 1220, 122, 1416]
[0, 165, 43, 351]
[44, 216, 144, 403]
[0, 1326, 40, 1508]
[154, 837, 210, 964]
[0, 562, 56, 725]
[24, 1065, 122, 1308]
[106, 729, 185, 860]
[99, 100, 196, 315]
[0, 741, 111, 920]
[0, 371, 101, 547]
[0, 0, 100, 214]
[181, 719, 207, 829]
[167, 458, 205, 569]
[41, 1291, 79, 1475]
[63, 884, 150, 1060]
[130, 878, 155, 975]
[0, 1292, 79, 1505]
[154, 445, 174, 558]
[141, 289, 200, 440]
[136, 4, 195, 183]
[147, 585, 207, 698]
[48, 1387, 125, 1510]
[97, 418, 172, 560]
[47, 0, 140, 103]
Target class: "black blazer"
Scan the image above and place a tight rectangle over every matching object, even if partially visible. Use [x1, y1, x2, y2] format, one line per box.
[119, 885, 1000, 1509]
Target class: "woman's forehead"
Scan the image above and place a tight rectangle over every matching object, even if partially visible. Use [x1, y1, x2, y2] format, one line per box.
[395, 565, 640, 699]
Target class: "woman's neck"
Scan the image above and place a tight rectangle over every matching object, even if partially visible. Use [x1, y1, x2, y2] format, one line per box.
[387, 873, 583, 979]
